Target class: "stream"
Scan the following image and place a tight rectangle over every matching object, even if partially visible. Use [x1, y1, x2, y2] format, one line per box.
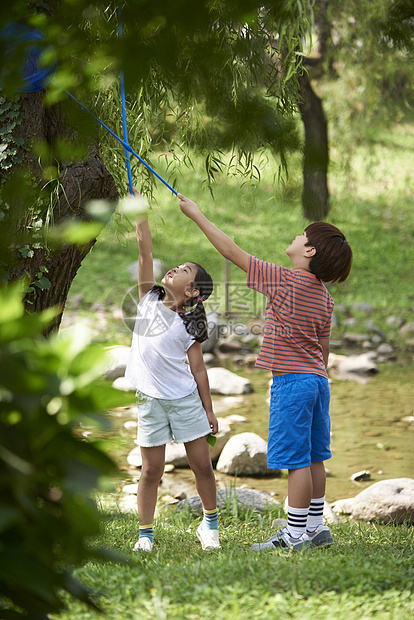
[103, 362, 414, 507]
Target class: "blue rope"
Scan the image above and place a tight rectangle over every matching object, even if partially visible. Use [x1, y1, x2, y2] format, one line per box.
[118, 4, 133, 195]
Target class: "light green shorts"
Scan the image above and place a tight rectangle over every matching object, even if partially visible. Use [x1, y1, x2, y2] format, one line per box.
[135, 389, 211, 448]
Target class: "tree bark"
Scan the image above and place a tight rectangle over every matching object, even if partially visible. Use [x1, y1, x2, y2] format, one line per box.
[7, 91, 118, 335]
[298, 71, 329, 221]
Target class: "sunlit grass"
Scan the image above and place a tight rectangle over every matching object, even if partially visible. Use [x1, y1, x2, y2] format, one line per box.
[55, 508, 414, 619]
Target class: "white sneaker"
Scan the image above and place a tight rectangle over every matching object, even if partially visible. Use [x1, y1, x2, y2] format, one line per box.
[133, 537, 153, 552]
[196, 524, 221, 550]
[306, 524, 334, 547]
[250, 527, 310, 552]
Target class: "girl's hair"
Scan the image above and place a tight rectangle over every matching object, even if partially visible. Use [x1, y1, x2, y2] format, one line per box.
[150, 262, 213, 343]
[305, 222, 353, 283]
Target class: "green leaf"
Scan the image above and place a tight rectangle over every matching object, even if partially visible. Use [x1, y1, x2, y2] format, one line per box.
[34, 276, 51, 290]
[207, 434, 217, 447]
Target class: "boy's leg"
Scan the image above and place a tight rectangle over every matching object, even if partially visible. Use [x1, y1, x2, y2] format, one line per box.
[310, 460, 326, 498]
[134, 445, 165, 551]
[287, 466, 312, 539]
[185, 437, 220, 549]
[306, 460, 333, 546]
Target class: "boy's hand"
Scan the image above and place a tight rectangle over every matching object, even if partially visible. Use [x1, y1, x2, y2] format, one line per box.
[177, 193, 201, 220]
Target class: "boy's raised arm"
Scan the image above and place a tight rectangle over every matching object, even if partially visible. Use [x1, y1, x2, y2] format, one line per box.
[178, 194, 250, 273]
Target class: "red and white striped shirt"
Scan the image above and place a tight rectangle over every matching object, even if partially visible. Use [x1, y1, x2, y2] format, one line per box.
[247, 255, 334, 378]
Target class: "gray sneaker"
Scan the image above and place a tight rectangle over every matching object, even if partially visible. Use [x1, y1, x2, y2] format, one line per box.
[306, 524, 334, 547]
[250, 527, 311, 552]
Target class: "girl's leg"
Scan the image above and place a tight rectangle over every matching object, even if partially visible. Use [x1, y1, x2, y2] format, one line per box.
[185, 437, 220, 549]
[185, 436, 217, 510]
[137, 445, 165, 526]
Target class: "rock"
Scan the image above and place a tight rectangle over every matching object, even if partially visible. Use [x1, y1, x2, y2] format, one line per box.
[213, 396, 245, 414]
[122, 483, 138, 495]
[321, 502, 340, 524]
[400, 321, 414, 336]
[224, 414, 247, 424]
[112, 376, 135, 392]
[386, 315, 405, 329]
[202, 352, 215, 366]
[338, 352, 378, 375]
[102, 345, 131, 380]
[331, 497, 355, 515]
[351, 302, 373, 314]
[127, 446, 141, 467]
[207, 367, 253, 395]
[350, 470, 371, 483]
[377, 342, 395, 361]
[216, 432, 281, 476]
[363, 320, 386, 341]
[176, 487, 280, 515]
[124, 420, 137, 429]
[343, 332, 370, 345]
[328, 352, 378, 382]
[350, 478, 414, 524]
[202, 312, 221, 353]
[216, 338, 243, 354]
[237, 353, 258, 368]
[344, 317, 358, 328]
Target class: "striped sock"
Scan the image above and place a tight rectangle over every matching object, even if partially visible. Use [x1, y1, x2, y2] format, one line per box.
[202, 508, 218, 531]
[287, 505, 308, 539]
[139, 524, 154, 543]
[307, 497, 325, 532]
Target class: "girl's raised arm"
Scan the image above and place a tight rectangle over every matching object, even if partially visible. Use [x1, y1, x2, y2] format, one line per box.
[178, 194, 250, 273]
[131, 188, 156, 299]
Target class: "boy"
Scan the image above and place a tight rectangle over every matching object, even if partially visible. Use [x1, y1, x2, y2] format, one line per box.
[178, 193, 352, 551]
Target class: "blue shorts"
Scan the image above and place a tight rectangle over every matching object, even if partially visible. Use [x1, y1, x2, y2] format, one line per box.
[267, 373, 331, 470]
[135, 389, 211, 448]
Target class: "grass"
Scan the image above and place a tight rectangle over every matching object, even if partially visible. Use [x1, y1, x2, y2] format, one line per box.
[55, 507, 414, 619]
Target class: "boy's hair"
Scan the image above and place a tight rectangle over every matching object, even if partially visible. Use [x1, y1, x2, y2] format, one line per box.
[305, 222, 352, 283]
[151, 263, 213, 343]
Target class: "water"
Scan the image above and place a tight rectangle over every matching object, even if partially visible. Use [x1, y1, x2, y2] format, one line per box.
[105, 363, 414, 506]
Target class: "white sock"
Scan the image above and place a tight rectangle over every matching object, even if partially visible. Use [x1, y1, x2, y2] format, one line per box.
[307, 496, 325, 532]
[287, 505, 308, 539]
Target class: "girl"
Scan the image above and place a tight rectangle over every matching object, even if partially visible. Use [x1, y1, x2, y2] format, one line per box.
[125, 188, 220, 552]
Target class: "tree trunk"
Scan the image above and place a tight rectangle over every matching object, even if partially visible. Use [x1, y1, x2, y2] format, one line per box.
[7, 91, 118, 335]
[298, 71, 329, 221]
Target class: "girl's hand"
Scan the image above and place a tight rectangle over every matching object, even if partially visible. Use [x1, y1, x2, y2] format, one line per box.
[177, 193, 201, 220]
[206, 411, 219, 435]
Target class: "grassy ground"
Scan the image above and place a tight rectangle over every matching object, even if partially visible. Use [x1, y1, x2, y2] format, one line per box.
[55, 507, 414, 619]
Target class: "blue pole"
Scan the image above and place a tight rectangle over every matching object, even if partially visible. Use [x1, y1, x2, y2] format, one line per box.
[65, 91, 178, 195]
[118, 5, 134, 194]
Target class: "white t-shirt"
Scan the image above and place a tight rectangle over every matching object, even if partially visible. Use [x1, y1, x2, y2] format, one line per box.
[125, 290, 197, 399]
